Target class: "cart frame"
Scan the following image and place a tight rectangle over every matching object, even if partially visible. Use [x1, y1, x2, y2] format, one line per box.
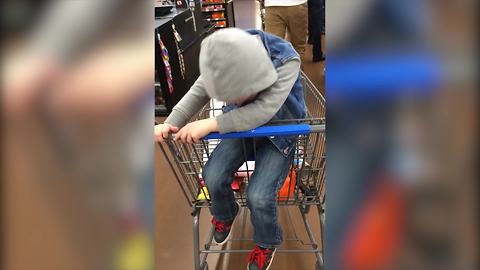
[158, 71, 325, 270]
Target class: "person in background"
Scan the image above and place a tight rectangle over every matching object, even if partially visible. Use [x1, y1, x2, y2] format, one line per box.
[262, 0, 308, 60]
[309, 0, 325, 62]
[307, 0, 314, 44]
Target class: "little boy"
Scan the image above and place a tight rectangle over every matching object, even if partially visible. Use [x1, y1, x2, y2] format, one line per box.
[155, 28, 306, 270]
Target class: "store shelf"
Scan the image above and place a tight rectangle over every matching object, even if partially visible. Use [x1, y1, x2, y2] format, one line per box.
[202, 1, 228, 6]
[205, 18, 226, 22]
[201, 0, 234, 30]
[202, 8, 225, 12]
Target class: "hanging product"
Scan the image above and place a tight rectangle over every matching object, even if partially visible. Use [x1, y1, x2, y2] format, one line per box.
[172, 24, 186, 79]
[157, 33, 174, 94]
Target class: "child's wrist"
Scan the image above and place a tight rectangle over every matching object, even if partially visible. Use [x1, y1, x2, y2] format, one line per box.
[209, 118, 219, 132]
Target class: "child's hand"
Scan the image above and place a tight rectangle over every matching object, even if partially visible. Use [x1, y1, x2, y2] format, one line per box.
[155, 123, 179, 142]
[174, 118, 218, 144]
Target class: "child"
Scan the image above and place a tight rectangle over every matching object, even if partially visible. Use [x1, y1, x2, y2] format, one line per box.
[155, 28, 306, 270]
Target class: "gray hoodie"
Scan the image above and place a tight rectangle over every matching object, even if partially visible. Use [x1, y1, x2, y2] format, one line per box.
[165, 28, 300, 134]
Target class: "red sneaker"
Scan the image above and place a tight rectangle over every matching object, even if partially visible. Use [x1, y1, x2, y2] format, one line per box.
[247, 245, 277, 270]
[211, 203, 239, 245]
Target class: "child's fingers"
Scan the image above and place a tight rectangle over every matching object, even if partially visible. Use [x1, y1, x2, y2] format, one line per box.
[162, 127, 171, 139]
[172, 128, 181, 141]
[190, 134, 197, 144]
[180, 130, 189, 143]
[154, 125, 162, 136]
[162, 125, 170, 139]
[191, 132, 201, 144]
[154, 126, 165, 142]
[186, 132, 193, 144]
[154, 135, 163, 142]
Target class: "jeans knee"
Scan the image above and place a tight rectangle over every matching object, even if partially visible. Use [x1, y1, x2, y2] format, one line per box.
[247, 191, 273, 212]
[202, 163, 224, 194]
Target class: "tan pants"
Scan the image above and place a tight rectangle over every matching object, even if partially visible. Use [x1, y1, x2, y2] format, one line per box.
[265, 3, 308, 59]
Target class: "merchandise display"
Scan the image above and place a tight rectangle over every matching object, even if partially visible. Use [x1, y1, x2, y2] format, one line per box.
[202, 0, 235, 29]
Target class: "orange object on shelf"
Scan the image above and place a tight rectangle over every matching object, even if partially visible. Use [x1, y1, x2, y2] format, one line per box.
[211, 12, 224, 19]
[215, 21, 226, 27]
[278, 169, 296, 201]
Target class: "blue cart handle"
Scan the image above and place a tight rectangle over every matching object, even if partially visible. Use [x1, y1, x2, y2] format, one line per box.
[203, 124, 325, 140]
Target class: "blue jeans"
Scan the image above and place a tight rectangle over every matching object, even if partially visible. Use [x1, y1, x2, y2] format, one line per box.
[202, 138, 293, 248]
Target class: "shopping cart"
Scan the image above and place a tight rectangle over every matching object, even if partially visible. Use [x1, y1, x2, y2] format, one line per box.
[158, 71, 326, 270]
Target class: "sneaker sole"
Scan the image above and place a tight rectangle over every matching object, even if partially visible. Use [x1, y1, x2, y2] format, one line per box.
[213, 202, 241, 246]
[247, 249, 276, 270]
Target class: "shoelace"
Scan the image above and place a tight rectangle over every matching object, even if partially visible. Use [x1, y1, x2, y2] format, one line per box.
[248, 246, 272, 269]
[211, 218, 226, 232]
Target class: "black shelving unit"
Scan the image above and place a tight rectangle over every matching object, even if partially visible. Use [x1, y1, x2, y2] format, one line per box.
[201, 0, 235, 29]
[155, 7, 215, 116]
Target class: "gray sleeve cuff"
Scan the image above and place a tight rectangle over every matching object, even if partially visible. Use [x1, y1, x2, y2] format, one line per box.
[164, 108, 190, 128]
[162, 76, 210, 128]
[215, 113, 236, 134]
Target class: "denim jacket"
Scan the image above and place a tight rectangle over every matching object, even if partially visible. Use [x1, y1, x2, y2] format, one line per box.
[223, 29, 307, 157]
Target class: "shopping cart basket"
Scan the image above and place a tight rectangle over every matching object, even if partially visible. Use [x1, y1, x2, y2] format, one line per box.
[158, 71, 326, 270]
